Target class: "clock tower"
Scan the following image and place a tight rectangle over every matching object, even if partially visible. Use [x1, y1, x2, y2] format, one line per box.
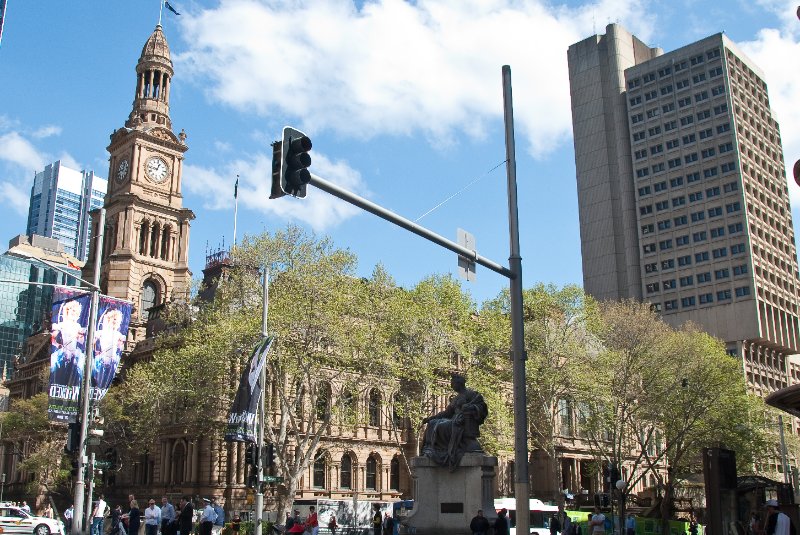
[86, 24, 194, 345]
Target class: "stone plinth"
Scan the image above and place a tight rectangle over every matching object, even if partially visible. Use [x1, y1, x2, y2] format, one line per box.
[402, 453, 497, 535]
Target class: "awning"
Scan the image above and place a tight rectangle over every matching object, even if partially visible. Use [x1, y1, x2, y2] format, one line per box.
[765, 383, 800, 419]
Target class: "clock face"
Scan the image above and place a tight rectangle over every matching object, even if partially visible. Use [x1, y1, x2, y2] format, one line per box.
[145, 156, 169, 184]
[116, 159, 129, 182]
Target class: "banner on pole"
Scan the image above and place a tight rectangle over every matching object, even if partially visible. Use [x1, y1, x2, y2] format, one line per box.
[225, 336, 275, 442]
[48, 292, 91, 422]
[47, 287, 133, 421]
[90, 296, 132, 402]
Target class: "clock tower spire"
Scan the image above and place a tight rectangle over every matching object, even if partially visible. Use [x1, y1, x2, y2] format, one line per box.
[85, 24, 194, 346]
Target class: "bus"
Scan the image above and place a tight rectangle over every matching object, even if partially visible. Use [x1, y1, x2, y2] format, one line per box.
[494, 498, 559, 535]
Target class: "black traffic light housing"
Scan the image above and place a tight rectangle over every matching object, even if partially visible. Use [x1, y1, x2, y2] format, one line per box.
[266, 444, 275, 467]
[64, 421, 80, 454]
[245, 444, 259, 468]
[271, 126, 312, 199]
[70, 459, 79, 477]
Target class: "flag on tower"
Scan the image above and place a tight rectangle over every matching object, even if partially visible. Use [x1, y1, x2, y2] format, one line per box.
[165, 1, 181, 15]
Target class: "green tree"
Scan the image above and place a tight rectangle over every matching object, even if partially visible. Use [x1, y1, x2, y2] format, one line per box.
[0, 392, 71, 508]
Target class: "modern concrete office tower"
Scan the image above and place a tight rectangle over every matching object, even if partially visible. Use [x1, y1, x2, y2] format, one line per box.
[568, 24, 800, 399]
[26, 161, 107, 262]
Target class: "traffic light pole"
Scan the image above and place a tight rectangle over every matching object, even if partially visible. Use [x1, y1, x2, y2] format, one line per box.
[73, 208, 105, 535]
[298, 67, 529, 530]
[254, 269, 269, 535]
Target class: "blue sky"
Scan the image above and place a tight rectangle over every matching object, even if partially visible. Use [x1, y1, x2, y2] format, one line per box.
[1, 0, 799, 307]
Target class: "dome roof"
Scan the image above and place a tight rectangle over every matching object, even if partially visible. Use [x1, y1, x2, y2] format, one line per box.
[139, 24, 172, 67]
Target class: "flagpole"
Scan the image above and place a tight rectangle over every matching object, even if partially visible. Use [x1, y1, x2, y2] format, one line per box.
[158, 0, 163, 26]
[233, 175, 239, 248]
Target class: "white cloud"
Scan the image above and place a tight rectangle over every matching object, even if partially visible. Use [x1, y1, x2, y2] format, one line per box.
[739, 21, 800, 220]
[0, 132, 47, 171]
[183, 150, 363, 231]
[176, 0, 651, 158]
[32, 125, 62, 139]
[0, 181, 31, 216]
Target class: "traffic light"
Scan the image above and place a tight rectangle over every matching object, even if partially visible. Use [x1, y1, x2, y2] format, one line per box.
[70, 459, 79, 477]
[245, 444, 259, 468]
[276, 126, 312, 198]
[64, 421, 80, 454]
[266, 444, 275, 467]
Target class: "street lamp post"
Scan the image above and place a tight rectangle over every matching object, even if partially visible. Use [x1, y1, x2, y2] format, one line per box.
[616, 479, 627, 535]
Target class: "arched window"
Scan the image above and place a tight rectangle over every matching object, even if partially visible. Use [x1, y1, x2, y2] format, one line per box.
[341, 390, 356, 423]
[150, 222, 160, 257]
[340, 454, 352, 489]
[390, 457, 400, 491]
[138, 221, 149, 255]
[368, 389, 381, 427]
[313, 454, 326, 489]
[141, 280, 158, 320]
[315, 383, 330, 420]
[161, 226, 170, 260]
[365, 456, 378, 490]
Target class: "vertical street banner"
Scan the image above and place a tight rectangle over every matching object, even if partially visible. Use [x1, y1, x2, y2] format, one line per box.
[225, 336, 275, 442]
[48, 292, 91, 422]
[90, 296, 132, 402]
[0, 0, 7, 48]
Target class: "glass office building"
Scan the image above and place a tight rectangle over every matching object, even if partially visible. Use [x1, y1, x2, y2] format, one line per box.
[0, 254, 81, 378]
[26, 161, 107, 262]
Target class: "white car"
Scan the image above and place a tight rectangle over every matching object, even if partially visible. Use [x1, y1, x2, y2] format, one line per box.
[0, 504, 64, 535]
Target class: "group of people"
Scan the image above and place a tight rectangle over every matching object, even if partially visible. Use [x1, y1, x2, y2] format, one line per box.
[284, 506, 318, 534]
[84, 494, 224, 535]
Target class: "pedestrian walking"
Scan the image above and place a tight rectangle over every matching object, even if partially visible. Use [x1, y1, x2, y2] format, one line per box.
[110, 505, 125, 535]
[469, 509, 490, 535]
[92, 495, 108, 535]
[563, 512, 572, 535]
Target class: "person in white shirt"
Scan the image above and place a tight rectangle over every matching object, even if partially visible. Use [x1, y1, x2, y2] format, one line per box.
[92, 495, 108, 535]
[590, 507, 606, 535]
[765, 500, 792, 535]
[199, 499, 216, 535]
[145, 499, 162, 535]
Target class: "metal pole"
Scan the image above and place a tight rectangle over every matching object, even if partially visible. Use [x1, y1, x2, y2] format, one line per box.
[254, 269, 268, 535]
[85, 452, 95, 532]
[779, 415, 790, 485]
[308, 174, 514, 279]
[1, 473, 5, 502]
[503, 65, 530, 535]
[73, 208, 105, 535]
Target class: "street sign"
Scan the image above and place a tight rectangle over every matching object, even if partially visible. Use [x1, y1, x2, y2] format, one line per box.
[94, 460, 112, 469]
[457, 228, 476, 282]
[264, 475, 284, 484]
[87, 437, 101, 446]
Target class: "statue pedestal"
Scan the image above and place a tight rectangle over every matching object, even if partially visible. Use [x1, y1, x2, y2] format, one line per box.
[402, 453, 498, 535]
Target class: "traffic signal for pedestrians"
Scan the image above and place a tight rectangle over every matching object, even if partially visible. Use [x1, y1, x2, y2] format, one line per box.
[64, 421, 80, 454]
[245, 444, 258, 468]
[276, 126, 312, 198]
